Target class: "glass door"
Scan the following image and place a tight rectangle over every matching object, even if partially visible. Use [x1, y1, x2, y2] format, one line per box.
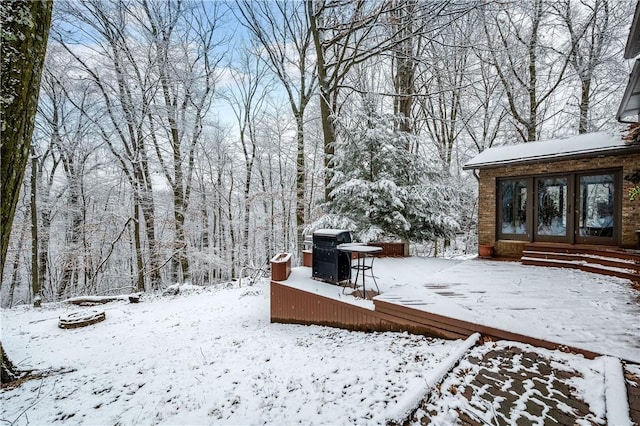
[576, 173, 618, 244]
[535, 176, 572, 242]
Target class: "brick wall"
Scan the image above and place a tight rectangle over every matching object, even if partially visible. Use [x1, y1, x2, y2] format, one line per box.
[477, 152, 640, 256]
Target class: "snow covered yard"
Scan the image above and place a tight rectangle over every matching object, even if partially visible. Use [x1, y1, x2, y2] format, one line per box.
[2, 256, 639, 425]
[0, 282, 459, 425]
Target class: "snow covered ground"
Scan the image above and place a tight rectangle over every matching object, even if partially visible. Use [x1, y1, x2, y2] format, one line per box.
[1, 282, 459, 425]
[1, 256, 638, 425]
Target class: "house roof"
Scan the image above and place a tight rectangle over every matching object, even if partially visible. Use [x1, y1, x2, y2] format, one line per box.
[617, 59, 640, 122]
[624, 0, 640, 59]
[619, 1, 640, 122]
[463, 132, 639, 170]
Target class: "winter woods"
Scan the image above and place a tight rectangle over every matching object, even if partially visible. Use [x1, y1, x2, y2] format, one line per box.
[1, 0, 634, 305]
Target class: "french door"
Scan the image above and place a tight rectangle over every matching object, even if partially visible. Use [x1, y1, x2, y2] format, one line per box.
[575, 172, 619, 244]
[532, 171, 620, 245]
[534, 176, 572, 242]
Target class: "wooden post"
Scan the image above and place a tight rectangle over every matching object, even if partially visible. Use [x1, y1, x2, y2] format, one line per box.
[302, 250, 313, 267]
[271, 253, 292, 281]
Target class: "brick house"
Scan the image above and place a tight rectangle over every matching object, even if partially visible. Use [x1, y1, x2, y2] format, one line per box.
[464, 1, 640, 260]
[463, 132, 640, 258]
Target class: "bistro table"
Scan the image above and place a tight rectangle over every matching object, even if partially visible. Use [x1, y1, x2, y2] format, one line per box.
[337, 244, 383, 298]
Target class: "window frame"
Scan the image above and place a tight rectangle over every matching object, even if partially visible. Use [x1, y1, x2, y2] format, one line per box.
[496, 177, 533, 241]
[494, 168, 621, 245]
[533, 174, 574, 243]
[574, 170, 621, 245]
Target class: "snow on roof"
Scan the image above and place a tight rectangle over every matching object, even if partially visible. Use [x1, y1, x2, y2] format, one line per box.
[463, 132, 637, 170]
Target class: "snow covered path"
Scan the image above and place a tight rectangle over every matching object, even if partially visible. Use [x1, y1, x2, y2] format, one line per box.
[1, 282, 459, 425]
[410, 340, 636, 425]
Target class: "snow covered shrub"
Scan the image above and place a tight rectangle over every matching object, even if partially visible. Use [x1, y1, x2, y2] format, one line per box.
[320, 101, 459, 243]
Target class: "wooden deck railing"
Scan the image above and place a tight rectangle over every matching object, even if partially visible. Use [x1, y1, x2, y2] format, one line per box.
[368, 242, 409, 257]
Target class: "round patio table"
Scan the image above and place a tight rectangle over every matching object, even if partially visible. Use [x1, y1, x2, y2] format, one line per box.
[337, 244, 383, 298]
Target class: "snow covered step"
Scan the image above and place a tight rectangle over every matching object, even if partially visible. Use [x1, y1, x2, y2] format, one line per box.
[523, 243, 640, 263]
[521, 244, 640, 283]
[521, 255, 640, 282]
[522, 250, 640, 273]
[523, 250, 640, 271]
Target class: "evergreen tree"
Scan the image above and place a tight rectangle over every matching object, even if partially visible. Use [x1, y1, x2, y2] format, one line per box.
[318, 98, 459, 243]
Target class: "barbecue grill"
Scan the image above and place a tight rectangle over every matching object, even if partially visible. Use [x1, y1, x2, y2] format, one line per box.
[312, 229, 352, 284]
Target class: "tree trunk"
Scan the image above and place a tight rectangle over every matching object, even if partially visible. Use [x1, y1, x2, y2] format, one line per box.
[7, 212, 28, 308]
[137, 178, 159, 290]
[307, 1, 336, 201]
[228, 181, 237, 279]
[294, 114, 306, 263]
[133, 201, 145, 292]
[30, 156, 41, 307]
[393, 0, 417, 137]
[1, 342, 20, 384]
[173, 188, 189, 283]
[38, 202, 51, 299]
[578, 78, 591, 134]
[234, 0, 313, 263]
[243, 154, 254, 268]
[0, 0, 53, 279]
[58, 157, 84, 298]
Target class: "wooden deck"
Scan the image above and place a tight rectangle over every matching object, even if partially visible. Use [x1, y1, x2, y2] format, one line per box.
[271, 279, 603, 360]
[271, 282, 398, 333]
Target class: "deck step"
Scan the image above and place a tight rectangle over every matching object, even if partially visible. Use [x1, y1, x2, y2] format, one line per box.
[521, 244, 640, 282]
[522, 250, 640, 272]
[522, 243, 640, 261]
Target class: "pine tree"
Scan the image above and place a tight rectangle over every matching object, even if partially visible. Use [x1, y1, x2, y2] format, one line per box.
[317, 98, 459, 243]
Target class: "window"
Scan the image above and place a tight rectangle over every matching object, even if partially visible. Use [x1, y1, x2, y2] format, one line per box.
[499, 179, 528, 237]
[496, 170, 619, 244]
[578, 174, 615, 238]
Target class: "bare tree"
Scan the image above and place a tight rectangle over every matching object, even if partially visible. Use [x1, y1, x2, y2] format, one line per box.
[4, 199, 28, 308]
[254, 102, 299, 260]
[189, 125, 232, 284]
[225, 46, 274, 271]
[141, 0, 224, 283]
[415, 17, 474, 173]
[33, 51, 138, 300]
[235, 0, 317, 261]
[30, 112, 63, 302]
[555, 0, 631, 134]
[54, 0, 160, 290]
[463, 41, 508, 156]
[482, 0, 575, 142]
[38, 65, 97, 298]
